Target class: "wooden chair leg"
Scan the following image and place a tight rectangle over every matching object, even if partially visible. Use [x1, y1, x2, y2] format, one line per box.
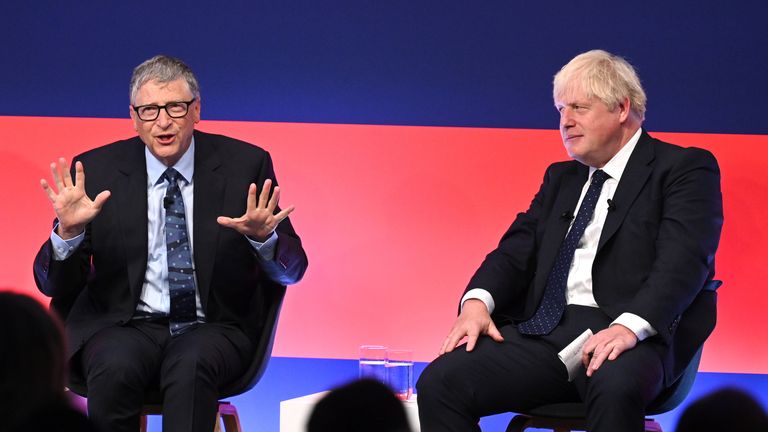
[213, 411, 223, 432]
[645, 418, 663, 432]
[138, 402, 241, 432]
[218, 402, 242, 432]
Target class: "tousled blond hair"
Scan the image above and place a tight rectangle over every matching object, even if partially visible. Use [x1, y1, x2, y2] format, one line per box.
[553, 50, 646, 120]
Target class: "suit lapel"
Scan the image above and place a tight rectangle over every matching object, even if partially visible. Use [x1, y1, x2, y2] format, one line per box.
[534, 163, 588, 293]
[192, 132, 225, 310]
[597, 131, 655, 253]
[115, 139, 149, 299]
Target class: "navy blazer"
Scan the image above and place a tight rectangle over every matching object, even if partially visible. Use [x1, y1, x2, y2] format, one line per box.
[466, 130, 723, 385]
[33, 130, 308, 359]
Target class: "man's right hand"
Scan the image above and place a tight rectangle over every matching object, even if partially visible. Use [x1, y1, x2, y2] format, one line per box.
[440, 299, 504, 355]
[40, 158, 111, 239]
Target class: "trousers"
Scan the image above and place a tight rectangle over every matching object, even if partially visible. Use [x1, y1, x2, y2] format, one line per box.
[416, 305, 665, 432]
[79, 319, 253, 432]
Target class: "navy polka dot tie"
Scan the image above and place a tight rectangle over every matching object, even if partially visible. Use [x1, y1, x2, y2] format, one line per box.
[518, 170, 610, 335]
[163, 168, 197, 336]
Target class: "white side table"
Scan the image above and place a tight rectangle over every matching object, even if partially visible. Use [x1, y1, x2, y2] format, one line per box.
[280, 391, 421, 432]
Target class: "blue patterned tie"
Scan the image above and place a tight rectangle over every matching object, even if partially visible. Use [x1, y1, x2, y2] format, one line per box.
[163, 168, 197, 336]
[518, 170, 610, 335]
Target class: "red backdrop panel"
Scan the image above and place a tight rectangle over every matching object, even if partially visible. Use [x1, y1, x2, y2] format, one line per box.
[1, 116, 764, 374]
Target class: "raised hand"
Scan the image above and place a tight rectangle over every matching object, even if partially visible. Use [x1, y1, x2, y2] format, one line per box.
[217, 179, 294, 242]
[40, 158, 111, 239]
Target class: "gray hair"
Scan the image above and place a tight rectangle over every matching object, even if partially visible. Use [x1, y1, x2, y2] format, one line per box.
[129, 55, 200, 104]
[553, 50, 646, 121]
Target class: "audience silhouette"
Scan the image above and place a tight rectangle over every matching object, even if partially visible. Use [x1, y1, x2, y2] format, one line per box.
[676, 386, 767, 432]
[307, 378, 412, 432]
[0, 290, 96, 431]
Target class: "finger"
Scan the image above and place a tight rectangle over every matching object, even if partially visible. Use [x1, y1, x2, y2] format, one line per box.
[74, 161, 86, 191]
[92, 190, 111, 210]
[607, 345, 624, 361]
[266, 186, 280, 212]
[51, 161, 65, 191]
[258, 179, 272, 209]
[587, 347, 610, 376]
[581, 333, 605, 367]
[217, 216, 236, 228]
[440, 333, 456, 355]
[439, 337, 451, 355]
[272, 205, 295, 223]
[441, 327, 466, 355]
[40, 179, 56, 202]
[465, 329, 480, 352]
[60, 158, 74, 187]
[487, 321, 505, 343]
[582, 342, 596, 368]
[246, 183, 257, 211]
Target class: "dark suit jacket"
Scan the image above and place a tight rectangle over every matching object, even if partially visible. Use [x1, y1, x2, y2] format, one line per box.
[33, 130, 308, 362]
[466, 130, 723, 385]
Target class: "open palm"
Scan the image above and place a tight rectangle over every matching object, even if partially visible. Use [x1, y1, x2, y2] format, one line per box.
[40, 158, 111, 239]
[217, 179, 294, 242]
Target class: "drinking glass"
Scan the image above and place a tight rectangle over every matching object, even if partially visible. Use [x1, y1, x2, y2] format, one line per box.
[385, 349, 413, 401]
[359, 345, 387, 383]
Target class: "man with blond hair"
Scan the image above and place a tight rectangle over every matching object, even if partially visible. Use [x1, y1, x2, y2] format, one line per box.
[417, 50, 723, 431]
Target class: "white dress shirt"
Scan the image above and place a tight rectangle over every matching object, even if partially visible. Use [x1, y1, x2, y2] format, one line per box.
[462, 128, 657, 341]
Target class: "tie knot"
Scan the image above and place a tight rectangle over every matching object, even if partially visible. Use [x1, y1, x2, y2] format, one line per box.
[591, 169, 609, 186]
[163, 168, 183, 185]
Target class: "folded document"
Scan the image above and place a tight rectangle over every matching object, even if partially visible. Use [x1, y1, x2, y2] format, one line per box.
[558, 328, 593, 381]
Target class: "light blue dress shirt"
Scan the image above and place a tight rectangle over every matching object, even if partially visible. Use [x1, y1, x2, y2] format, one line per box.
[50, 138, 278, 319]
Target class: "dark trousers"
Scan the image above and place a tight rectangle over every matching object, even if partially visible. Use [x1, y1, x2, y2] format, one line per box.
[79, 320, 253, 432]
[416, 306, 665, 432]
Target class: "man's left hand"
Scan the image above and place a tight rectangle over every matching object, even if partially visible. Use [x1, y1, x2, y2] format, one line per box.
[217, 179, 294, 241]
[581, 324, 638, 377]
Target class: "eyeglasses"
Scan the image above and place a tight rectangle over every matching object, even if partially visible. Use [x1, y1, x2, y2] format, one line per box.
[132, 98, 196, 121]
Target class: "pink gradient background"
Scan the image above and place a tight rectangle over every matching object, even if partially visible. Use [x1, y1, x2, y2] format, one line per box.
[2, 116, 764, 374]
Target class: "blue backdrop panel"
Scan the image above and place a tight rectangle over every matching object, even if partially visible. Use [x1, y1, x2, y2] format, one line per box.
[1, 1, 766, 133]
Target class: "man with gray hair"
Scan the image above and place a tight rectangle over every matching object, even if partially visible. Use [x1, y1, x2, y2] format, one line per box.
[34, 55, 308, 432]
[417, 50, 723, 431]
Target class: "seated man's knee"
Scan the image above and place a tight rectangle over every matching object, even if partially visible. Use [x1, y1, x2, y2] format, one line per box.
[159, 344, 221, 389]
[83, 348, 152, 394]
[416, 360, 443, 397]
[585, 361, 660, 406]
[416, 354, 467, 400]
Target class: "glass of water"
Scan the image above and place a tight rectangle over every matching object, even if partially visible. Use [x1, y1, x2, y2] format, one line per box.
[359, 345, 388, 383]
[385, 349, 413, 401]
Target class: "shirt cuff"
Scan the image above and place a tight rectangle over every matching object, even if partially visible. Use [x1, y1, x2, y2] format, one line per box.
[611, 312, 658, 342]
[50, 225, 84, 261]
[246, 231, 278, 261]
[461, 288, 495, 314]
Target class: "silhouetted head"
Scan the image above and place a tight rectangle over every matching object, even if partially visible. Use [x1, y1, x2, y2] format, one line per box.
[676, 387, 768, 432]
[0, 291, 68, 428]
[308, 379, 412, 432]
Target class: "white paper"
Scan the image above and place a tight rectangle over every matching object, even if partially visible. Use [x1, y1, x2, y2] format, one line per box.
[558, 328, 593, 381]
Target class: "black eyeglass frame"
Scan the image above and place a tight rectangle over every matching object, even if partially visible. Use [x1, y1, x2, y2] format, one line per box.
[132, 98, 197, 121]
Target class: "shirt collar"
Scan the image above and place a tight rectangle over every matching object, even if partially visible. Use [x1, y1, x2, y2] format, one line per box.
[589, 127, 642, 182]
[146, 137, 196, 186]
